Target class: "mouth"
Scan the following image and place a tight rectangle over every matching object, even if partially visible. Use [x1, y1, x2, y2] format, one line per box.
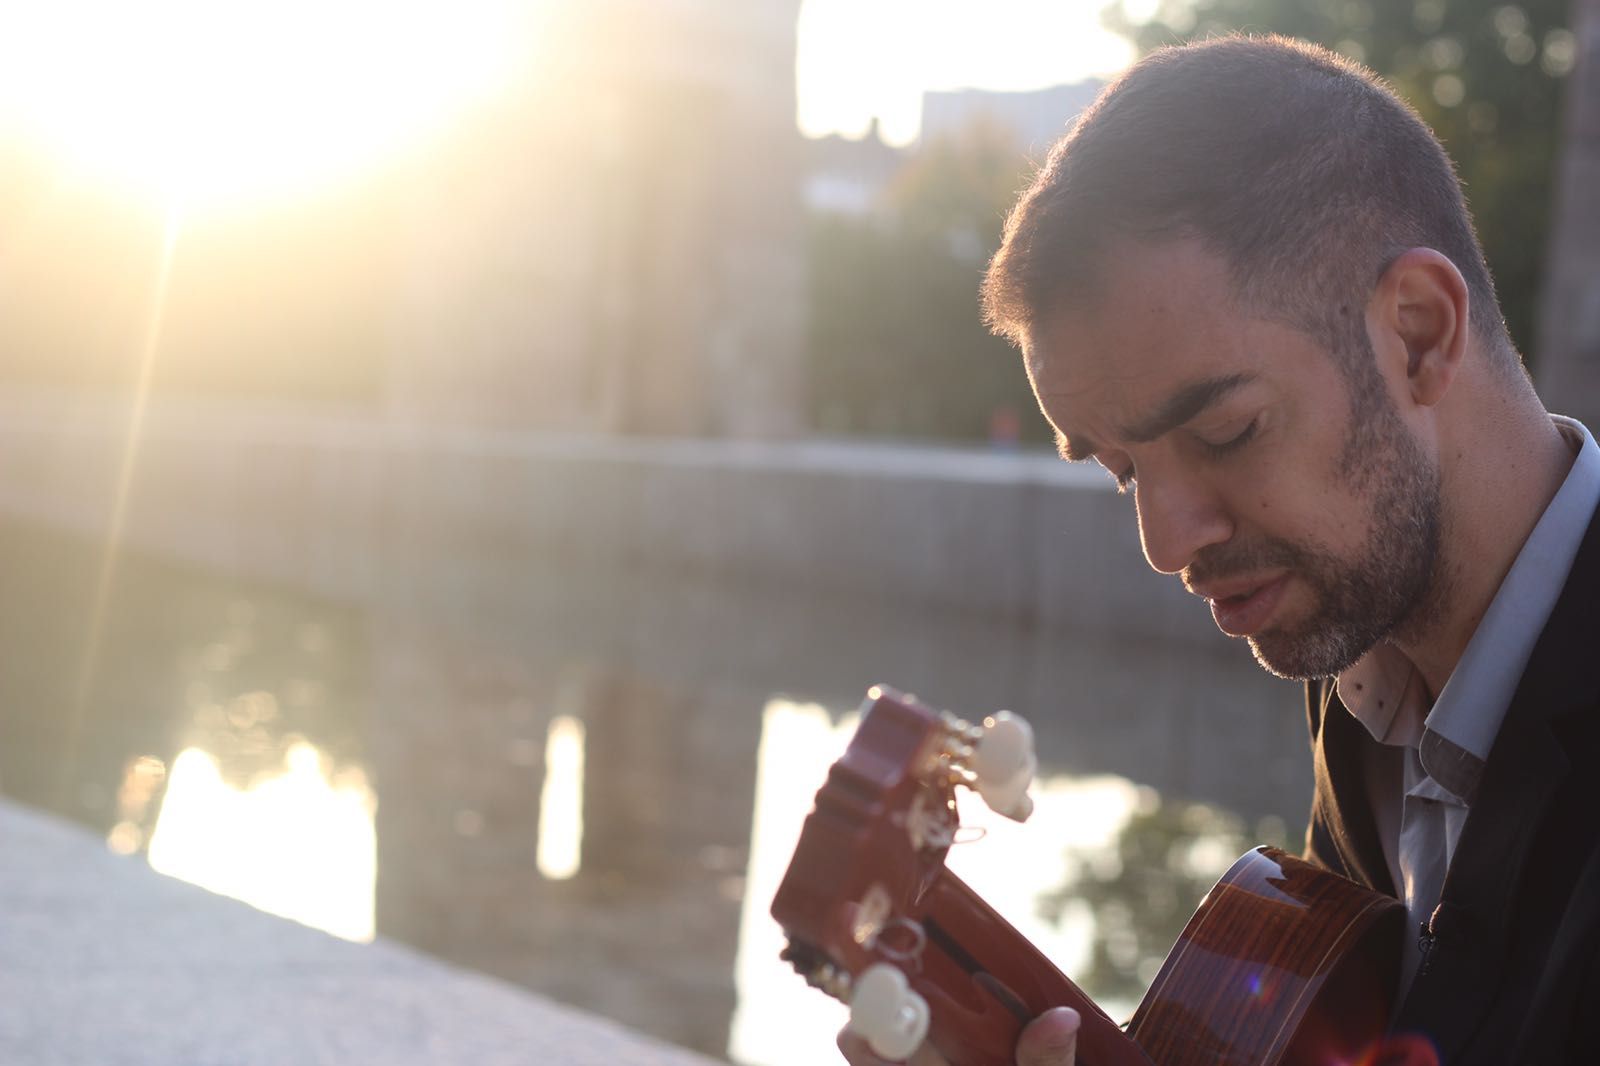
[1202, 575, 1290, 638]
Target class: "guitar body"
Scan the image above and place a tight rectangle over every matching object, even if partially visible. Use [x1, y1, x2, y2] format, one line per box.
[771, 686, 1414, 1066]
[1129, 847, 1402, 1065]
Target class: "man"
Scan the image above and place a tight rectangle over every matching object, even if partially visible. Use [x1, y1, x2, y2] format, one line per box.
[841, 33, 1600, 1066]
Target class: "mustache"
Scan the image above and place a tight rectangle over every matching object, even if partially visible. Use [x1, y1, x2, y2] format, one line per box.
[1183, 536, 1316, 594]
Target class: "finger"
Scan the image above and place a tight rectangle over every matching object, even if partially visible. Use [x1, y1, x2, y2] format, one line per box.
[1016, 1007, 1080, 1066]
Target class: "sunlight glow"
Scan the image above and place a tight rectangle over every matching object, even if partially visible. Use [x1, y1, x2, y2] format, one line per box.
[146, 743, 377, 942]
[730, 698, 857, 1066]
[0, 0, 529, 209]
[106, 755, 169, 856]
[64, 201, 182, 807]
[536, 715, 586, 881]
[796, 0, 1135, 144]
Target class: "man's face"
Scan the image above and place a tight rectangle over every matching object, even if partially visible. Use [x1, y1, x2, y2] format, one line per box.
[1027, 239, 1443, 679]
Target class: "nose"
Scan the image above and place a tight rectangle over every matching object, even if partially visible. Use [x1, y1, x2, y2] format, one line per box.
[1133, 470, 1233, 575]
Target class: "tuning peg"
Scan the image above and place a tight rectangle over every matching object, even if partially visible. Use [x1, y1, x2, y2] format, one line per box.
[847, 963, 930, 1061]
[970, 712, 1036, 821]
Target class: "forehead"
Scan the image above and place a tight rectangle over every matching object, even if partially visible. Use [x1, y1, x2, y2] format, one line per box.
[1026, 239, 1273, 432]
[1028, 240, 1250, 389]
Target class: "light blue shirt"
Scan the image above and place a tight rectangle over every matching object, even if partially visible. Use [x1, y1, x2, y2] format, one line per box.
[1336, 415, 1600, 991]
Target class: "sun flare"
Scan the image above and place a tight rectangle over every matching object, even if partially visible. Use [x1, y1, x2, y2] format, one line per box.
[0, 0, 531, 210]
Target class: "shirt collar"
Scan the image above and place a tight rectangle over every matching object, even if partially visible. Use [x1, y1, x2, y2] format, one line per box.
[1338, 645, 1428, 748]
[1337, 415, 1600, 801]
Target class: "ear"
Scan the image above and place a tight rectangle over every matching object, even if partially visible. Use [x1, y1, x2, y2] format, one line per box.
[1368, 248, 1470, 408]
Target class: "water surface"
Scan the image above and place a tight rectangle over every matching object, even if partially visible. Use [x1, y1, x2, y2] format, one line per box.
[0, 517, 1309, 1063]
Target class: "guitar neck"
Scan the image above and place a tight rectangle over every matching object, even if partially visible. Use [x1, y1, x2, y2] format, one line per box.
[913, 868, 1156, 1066]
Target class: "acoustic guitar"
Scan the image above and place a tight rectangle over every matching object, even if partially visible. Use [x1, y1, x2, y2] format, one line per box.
[770, 685, 1437, 1066]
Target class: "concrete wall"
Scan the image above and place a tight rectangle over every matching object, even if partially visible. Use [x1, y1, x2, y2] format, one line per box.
[0, 388, 1208, 644]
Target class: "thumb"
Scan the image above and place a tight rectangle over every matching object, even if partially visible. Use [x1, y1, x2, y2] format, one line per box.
[1016, 1007, 1079, 1066]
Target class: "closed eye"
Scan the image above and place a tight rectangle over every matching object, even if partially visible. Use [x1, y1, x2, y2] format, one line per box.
[1200, 418, 1259, 458]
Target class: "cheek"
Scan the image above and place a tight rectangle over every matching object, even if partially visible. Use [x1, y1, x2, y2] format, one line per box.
[1233, 459, 1361, 545]
[1296, 480, 1377, 553]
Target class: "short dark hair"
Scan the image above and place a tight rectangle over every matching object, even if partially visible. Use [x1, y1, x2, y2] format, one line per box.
[981, 35, 1512, 373]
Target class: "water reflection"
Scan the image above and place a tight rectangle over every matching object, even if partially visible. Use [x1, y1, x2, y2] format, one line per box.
[105, 753, 167, 855]
[537, 715, 586, 880]
[0, 516, 1313, 1064]
[1039, 795, 1291, 1007]
[146, 741, 376, 942]
[0, 519, 366, 830]
[731, 699, 855, 1066]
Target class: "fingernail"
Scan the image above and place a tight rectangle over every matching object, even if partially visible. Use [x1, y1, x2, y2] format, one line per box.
[1042, 1007, 1081, 1033]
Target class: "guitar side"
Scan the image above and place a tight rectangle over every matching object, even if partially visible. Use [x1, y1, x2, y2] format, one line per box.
[1129, 847, 1404, 1066]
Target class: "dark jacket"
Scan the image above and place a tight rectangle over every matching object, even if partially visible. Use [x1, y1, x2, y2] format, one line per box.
[1302, 511, 1600, 1065]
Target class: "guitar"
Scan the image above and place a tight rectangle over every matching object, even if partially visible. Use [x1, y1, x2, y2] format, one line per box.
[770, 685, 1436, 1066]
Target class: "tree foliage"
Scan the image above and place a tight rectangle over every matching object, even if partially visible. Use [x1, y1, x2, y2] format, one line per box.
[807, 120, 1052, 444]
[805, 2, 1578, 444]
[1037, 794, 1292, 1007]
[1104, 0, 1580, 362]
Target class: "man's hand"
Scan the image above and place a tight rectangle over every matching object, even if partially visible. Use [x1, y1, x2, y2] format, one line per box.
[836, 1007, 1081, 1066]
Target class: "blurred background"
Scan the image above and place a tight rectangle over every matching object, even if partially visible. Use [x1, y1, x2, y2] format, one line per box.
[0, 0, 1595, 1063]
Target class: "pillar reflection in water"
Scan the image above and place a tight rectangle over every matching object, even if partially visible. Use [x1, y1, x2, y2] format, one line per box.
[536, 714, 585, 881]
[369, 605, 762, 1057]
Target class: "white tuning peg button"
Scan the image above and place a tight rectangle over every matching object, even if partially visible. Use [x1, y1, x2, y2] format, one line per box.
[972, 712, 1036, 821]
[848, 963, 931, 1062]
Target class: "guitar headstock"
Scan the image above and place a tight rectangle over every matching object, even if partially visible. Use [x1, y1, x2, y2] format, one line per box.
[770, 685, 1038, 1058]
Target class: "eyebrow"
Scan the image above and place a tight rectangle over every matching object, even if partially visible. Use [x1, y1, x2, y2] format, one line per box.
[1057, 372, 1256, 461]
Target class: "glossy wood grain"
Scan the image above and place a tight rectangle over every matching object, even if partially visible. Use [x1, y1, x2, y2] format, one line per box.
[1130, 847, 1403, 1066]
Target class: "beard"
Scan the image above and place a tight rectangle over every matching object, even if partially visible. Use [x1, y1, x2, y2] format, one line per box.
[1184, 393, 1445, 681]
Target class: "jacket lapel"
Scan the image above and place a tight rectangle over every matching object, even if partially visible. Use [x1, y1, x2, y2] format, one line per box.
[1311, 679, 1398, 896]
[1393, 508, 1600, 1058]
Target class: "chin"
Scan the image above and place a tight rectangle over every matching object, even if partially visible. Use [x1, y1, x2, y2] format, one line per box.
[1246, 627, 1368, 682]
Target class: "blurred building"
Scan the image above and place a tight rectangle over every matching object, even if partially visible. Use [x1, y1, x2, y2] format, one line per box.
[386, 0, 806, 438]
[800, 83, 1099, 224]
[920, 80, 1103, 157]
[802, 119, 906, 217]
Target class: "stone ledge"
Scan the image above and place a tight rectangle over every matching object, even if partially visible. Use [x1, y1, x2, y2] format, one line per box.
[0, 799, 724, 1066]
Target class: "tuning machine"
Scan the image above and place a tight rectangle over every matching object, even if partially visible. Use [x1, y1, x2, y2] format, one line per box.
[781, 941, 931, 1063]
[779, 939, 853, 1001]
[848, 963, 931, 1061]
[934, 710, 1037, 822]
